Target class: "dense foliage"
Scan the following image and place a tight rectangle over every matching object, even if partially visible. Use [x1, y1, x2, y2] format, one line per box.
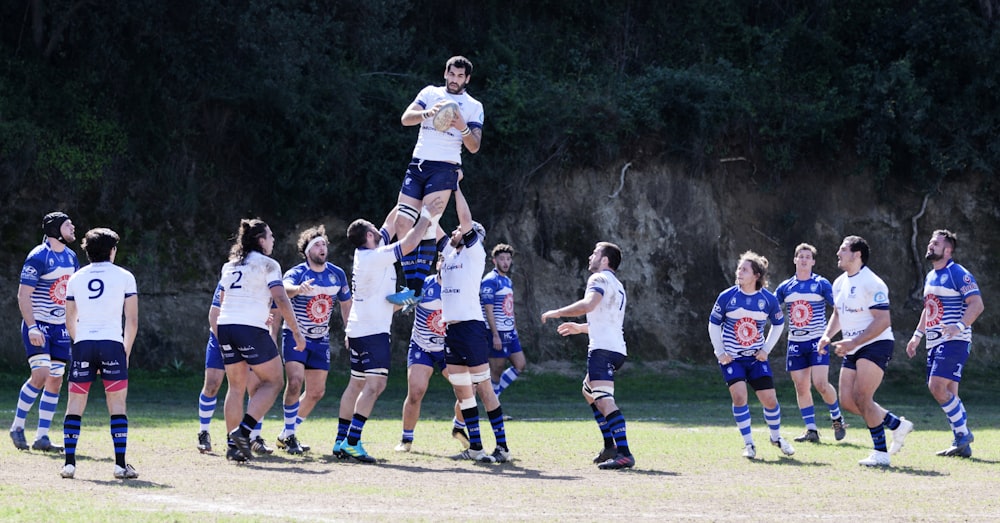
[2, 0, 998, 285]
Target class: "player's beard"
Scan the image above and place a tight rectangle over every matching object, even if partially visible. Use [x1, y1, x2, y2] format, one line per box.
[308, 252, 327, 266]
[446, 80, 467, 94]
[925, 250, 943, 262]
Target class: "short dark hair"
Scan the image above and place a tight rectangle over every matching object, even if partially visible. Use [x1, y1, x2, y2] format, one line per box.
[347, 219, 374, 248]
[738, 250, 769, 290]
[446, 55, 473, 76]
[843, 235, 870, 265]
[297, 224, 328, 257]
[933, 229, 958, 251]
[81, 228, 119, 263]
[596, 242, 622, 270]
[794, 243, 817, 258]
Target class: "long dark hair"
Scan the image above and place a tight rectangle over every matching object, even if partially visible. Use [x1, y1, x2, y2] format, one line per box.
[229, 218, 268, 264]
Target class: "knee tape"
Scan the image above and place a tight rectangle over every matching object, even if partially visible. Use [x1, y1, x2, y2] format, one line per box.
[458, 397, 477, 410]
[591, 385, 615, 401]
[582, 381, 594, 400]
[48, 360, 66, 378]
[471, 370, 491, 385]
[28, 354, 51, 371]
[448, 371, 472, 387]
[397, 203, 419, 224]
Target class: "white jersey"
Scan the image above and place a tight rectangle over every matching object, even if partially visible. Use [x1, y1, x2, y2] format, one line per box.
[217, 251, 283, 331]
[831, 265, 894, 354]
[440, 235, 486, 323]
[346, 230, 402, 338]
[65, 262, 137, 343]
[411, 85, 485, 164]
[585, 269, 627, 356]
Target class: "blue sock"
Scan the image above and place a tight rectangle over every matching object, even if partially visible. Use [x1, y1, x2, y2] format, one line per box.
[111, 414, 128, 468]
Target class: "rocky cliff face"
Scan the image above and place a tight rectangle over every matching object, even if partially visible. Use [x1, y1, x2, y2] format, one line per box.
[491, 162, 998, 364]
[1, 162, 996, 369]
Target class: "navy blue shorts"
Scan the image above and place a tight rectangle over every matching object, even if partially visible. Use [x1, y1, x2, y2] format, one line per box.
[843, 339, 894, 371]
[407, 342, 447, 372]
[489, 330, 524, 359]
[348, 333, 391, 377]
[785, 338, 830, 372]
[217, 324, 280, 366]
[282, 330, 331, 371]
[926, 340, 970, 382]
[587, 349, 627, 382]
[22, 320, 72, 362]
[445, 321, 490, 367]
[720, 357, 775, 390]
[204, 331, 224, 370]
[400, 159, 460, 200]
[69, 340, 128, 383]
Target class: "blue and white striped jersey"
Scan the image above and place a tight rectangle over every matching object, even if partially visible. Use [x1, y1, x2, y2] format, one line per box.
[19, 240, 79, 324]
[282, 262, 352, 341]
[923, 260, 980, 349]
[410, 276, 446, 352]
[774, 273, 834, 342]
[710, 286, 785, 358]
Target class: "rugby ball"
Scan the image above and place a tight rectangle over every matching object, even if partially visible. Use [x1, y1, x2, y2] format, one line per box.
[432, 101, 459, 132]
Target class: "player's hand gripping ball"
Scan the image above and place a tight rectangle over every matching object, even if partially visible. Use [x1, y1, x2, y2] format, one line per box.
[432, 101, 459, 132]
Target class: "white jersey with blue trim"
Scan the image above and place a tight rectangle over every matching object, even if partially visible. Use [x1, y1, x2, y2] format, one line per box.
[65, 262, 137, 343]
[585, 269, 627, 356]
[411, 85, 484, 164]
[710, 286, 785, 358]
[480, 268, 515, 332]
[774, 273, 834, 342]
[19, 240, 80, 324]
[410, 276, 446, 352]
[346, 229, 401, 338]
[923, 260, 979, 349]
[831, 265, 894, 354]
[282, 262, 352, 341]
[441, 234, 486, 323]
[217, 251, 284, 331]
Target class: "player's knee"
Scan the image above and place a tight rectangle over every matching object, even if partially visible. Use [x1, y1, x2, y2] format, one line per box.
[307, 384, 326, 401]
[397, 203, 419, 224]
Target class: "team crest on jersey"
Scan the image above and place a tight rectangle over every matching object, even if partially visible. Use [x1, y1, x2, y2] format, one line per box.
[426, 309, 446, 335]
[757, 299, 765, 310]
[810, 283, 818, 292]
[874, 291, 888, 304]
[923, 295, 943, 327]
[790, 300, 813, 327]
[48, 275, 70, 305]
[306, 294, 333, 323]
[940, 273, 949, 285]
[734, 317, 759, 347]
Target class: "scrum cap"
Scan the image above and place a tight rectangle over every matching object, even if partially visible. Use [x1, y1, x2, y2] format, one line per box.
[42, 212, 70, 239]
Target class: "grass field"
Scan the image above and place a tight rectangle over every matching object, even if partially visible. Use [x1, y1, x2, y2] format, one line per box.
[1, 361, 998, 522]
